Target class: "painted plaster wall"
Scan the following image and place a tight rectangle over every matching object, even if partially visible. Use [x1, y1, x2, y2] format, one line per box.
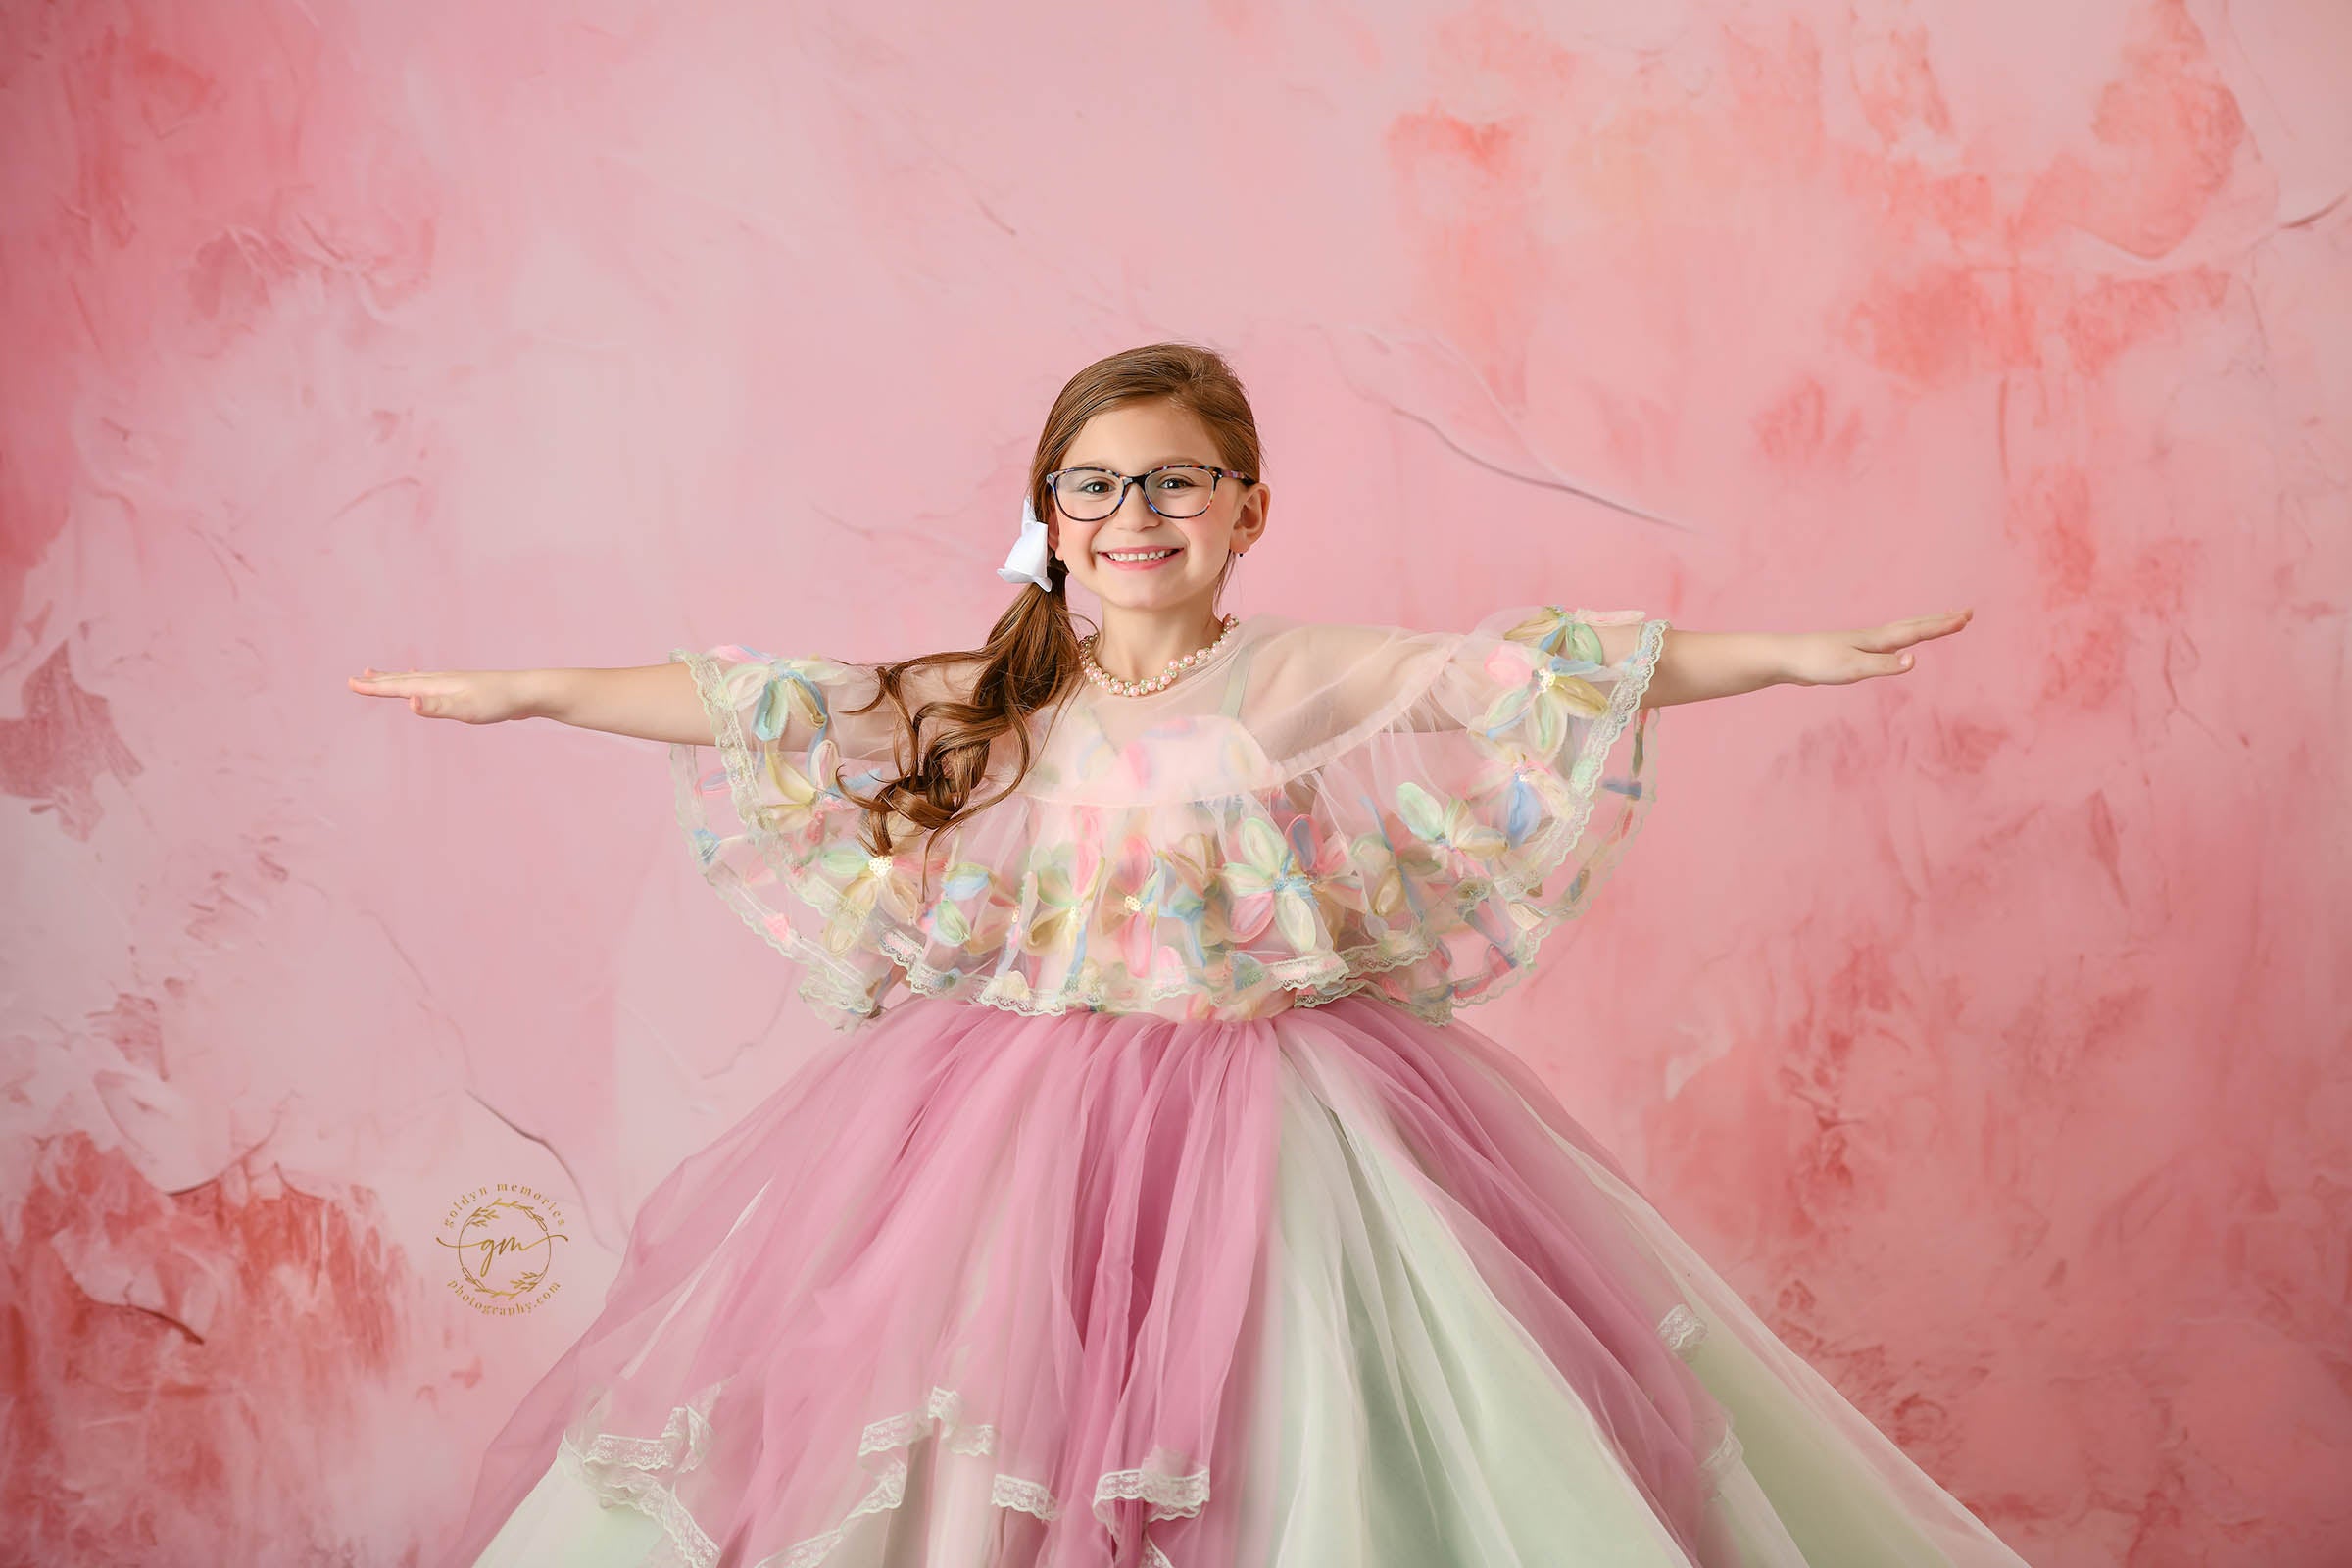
[2, 1, 2346, 1562]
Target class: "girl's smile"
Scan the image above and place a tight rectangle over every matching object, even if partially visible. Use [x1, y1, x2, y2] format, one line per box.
[1099, 545, 1184, 570]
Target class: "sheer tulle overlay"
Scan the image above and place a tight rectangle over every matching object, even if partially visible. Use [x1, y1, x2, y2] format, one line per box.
[443, 993, 2029, 1568]
[661, 607, 1670, 1029]
[440, 607, 2032, 1566]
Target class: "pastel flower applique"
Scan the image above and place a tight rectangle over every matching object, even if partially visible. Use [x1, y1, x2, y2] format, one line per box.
[1222, 810, 1367, 956]
[1501, 605, 1607, 662]
[811, 840, 927, 956]
[1017, 837, 1104, 963]
[1221, 816, 1327, 953]
[703, 651, 866, 847]
[747, 739, 844, 846]
[1347, 818, 1447, 930]
[1393, 780, 1509, 871]
[926, 860, 1017, 955]
[1479, 643, 1612, 760]
[1106, 832, 1215, 988]
[1463, 734, 1587, 852]
[719, 652, 840, 748]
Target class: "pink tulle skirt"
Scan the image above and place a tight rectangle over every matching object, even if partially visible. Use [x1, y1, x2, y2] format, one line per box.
[440, 994, 2032, 1568]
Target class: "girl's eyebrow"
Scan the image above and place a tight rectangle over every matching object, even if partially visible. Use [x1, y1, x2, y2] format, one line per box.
[1060, 457, 1214, 469]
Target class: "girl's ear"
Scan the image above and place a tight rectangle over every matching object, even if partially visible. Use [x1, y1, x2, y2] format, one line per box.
[1234, 482, 1270, 550]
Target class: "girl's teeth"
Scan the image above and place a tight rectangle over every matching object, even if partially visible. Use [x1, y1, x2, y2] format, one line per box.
[1105, 549, 1176, 561]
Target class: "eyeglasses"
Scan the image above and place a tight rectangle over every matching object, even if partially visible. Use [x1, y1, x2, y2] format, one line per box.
[1045, 463, 1257, 522]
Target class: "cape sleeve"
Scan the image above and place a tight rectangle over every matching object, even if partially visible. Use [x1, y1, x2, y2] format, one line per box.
[662, 605, 1669, 1030]
[664, 642, 925, 1026]
[1291, 603, 1669, 1017]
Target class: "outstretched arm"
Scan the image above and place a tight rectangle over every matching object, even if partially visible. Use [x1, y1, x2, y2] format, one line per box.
[1640, 607, 1974, 709]
[347, 661, 714, 744]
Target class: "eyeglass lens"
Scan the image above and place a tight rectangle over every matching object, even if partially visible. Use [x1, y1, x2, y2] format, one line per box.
[1053, 466, 1218, 521]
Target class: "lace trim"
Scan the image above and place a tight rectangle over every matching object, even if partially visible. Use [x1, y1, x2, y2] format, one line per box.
[673, 615, 1668, 1033]
[555, 1381, 726, 1568]
[858, 1384, 1002, 1463]
[763, 1383, 1203, 1566]
[1652, 1302, 1738, 1495]
[575, 1390, 717, 1473]
[1699, 1423, 1744, 1490]
[1093, 1453, 1213, 1524]
[991, 1471, 1059, 1518]
[537, 1366, 1725, 1563]
[1657, 1301, 1707, 1360]
[538, 1379, 1059, 1568]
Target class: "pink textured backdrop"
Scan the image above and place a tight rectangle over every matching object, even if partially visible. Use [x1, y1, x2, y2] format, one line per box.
[3, 1, 2347, 1563]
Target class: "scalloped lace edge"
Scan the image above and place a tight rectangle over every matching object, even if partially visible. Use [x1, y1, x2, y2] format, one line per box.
[555, 1379, 725, 1568]
[540, 1297, 1723, 1568]
[552, 1378, 1205, 1568]
[669, 616, 1668, 1033]
[1660, 1301, 1706, 1360]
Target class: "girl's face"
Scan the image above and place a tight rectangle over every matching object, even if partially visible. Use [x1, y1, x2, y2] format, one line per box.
[1050, 400, 1268, 616]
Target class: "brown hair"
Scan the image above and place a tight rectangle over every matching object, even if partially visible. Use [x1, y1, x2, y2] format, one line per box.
[831, 341, 1264, 891]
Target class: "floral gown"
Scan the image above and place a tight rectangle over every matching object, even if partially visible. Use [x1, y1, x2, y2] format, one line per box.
[440, 606, 2034, 1568]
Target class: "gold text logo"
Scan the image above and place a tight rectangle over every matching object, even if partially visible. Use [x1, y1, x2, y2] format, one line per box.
[439, 1182, 570, 1315]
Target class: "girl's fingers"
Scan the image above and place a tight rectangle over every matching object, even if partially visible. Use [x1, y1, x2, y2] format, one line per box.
[1863, 610, 1973, 653]
[350, 670, 437, 701]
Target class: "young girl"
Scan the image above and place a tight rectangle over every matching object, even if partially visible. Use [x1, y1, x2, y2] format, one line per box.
[355, 342, 2017, 1567]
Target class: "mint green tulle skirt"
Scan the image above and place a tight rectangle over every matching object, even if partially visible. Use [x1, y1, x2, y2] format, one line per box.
[445, 994, 2034, 1568]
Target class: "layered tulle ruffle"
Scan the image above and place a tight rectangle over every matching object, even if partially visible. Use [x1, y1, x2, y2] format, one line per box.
[443, 994, 2032, 1568]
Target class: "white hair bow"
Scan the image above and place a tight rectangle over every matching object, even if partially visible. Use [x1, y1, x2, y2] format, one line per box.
[996, 494, 1053, 589]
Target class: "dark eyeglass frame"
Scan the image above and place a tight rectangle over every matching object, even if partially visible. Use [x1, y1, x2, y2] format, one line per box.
[1044, 463, 1258, 522]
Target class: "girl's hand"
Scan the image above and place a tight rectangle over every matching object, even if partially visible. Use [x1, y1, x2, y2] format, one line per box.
[346, 666, 538, 724]
[1781, 608, 1974, 688]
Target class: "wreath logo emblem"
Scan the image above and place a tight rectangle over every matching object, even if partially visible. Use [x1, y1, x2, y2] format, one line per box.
[439, 1183, 570, 1315]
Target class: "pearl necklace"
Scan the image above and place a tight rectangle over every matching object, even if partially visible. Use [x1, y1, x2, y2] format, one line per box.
[1080, 613, 1241, 697]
